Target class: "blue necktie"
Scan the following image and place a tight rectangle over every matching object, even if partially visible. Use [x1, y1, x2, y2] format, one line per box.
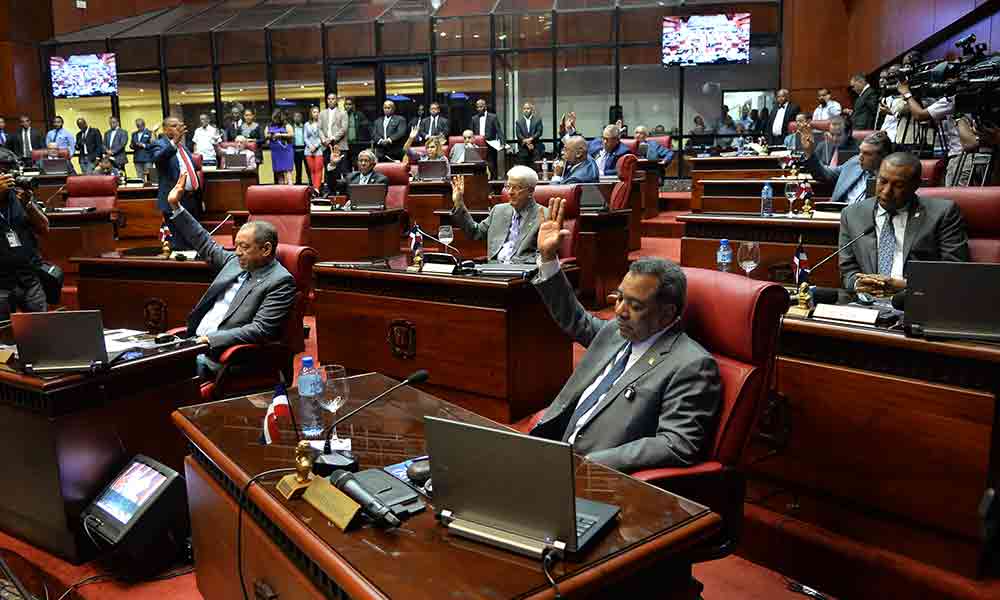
[565, 343, 632, 440]
[497, 210, 520, 263]
[878, 211, 896, 277]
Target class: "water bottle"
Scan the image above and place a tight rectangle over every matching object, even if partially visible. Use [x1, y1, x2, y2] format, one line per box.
[295, 356, 325, 439]
[541, 157, 549, 180]
[717, 239, 733, 273]
[760, 182, 774, 217]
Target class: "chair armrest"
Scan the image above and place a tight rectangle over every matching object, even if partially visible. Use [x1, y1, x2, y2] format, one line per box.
[217, 342, 289, 365]
[167, 326, 188, 337]
[512, 410, 545, 433]
[631, 461, 724, 484]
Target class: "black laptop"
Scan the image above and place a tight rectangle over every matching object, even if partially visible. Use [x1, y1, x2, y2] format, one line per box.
[417, 158, 449, 180]
[904, 261, 1000, 342]
[40, 158, 69, 175]
[348, 183, 388, 210]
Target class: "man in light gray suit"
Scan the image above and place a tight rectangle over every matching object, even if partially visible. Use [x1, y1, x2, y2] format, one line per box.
[164, 171, 296, 377]
[104, 116, 128, 171]
[319, 92, 348, 192]
[450, 165, 546, 264]
[800, 129, 893, 205]
[528, 199, 721, 472]
[839, 151, 969, 294]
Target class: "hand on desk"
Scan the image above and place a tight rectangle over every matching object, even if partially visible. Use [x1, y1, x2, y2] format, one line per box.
[167, 171, 187, 210]
[855, 274, 906, 295]
[538, 197, 569, 262]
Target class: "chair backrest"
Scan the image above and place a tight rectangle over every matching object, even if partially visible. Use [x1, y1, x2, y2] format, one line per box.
[532, 184, 581, 261]
[851, 129, 875, 143]
[679, 268, 788, 466]
[447, 135, 487, 150]
[648, 135, 672, 150]
[619, 138, 638, 154]
[916, 186, 1000, 263]
[191, 152, 205, 188]
[373, 162, 410, 210]
[610, 154, 638, 210]
[32, 148, 70, 161]
[65, 175, 119, 210]
[919, 158, 945, 187]
[274, 244, 318, 355]
[245, 185, 312, 246]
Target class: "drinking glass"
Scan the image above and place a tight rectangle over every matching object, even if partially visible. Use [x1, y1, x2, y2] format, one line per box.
[737, 241, 760, 278]
[320, 365, 349, 440]
[784, 182, 798, 216]
[438, 225, 454, 253]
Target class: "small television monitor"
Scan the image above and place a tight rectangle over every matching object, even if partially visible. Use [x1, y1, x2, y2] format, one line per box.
[83, 455, 179, 545]
[50, 53, 118, 98]
[662, 14, 750, 67]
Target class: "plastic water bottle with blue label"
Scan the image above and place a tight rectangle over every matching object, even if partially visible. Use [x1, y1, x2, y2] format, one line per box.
[717, 239, 733, 272]
[296, 356, 325, 439]
[760, 182, 774, 217]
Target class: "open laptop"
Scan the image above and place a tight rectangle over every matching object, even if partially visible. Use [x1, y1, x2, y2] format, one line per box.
[221, 152, 248, 169]
[40, 158, 69, 175]
[348, 183, 388, 210]
[12, 311, 109, 374]
[425, 416, 620, 558]
[417, 158, 449, 181]
[579, 183, 612, 211]
[904, 261, 1000, 342]
[462, 146, 483, 163]
[636, 142, 649, 158]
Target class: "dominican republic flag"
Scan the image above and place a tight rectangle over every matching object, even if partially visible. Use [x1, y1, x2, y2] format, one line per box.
[793, 237, 810, 285]
[262, 384, 291, 445]
[159, 223, 171, 243]
[409, 225, 423, 254]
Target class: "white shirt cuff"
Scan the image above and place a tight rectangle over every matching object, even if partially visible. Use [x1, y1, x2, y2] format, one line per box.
[536, 255, 561, 282]
[171, 205, 185, 219]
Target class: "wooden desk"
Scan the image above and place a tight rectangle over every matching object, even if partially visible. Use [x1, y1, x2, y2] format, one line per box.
[406, 170, 489, 236]
[694, 178, 832, 213]
[743, 316, 1000, 579]
[0, 342, 203, 562]
[689, 156, 788, 213]
[203, 168, 258, 220]
[313, 264, 574, 423]
[677, 213, 841, 287]
[173, 372, 721, 600]
[636, 158, 665, 219]
[229, 208, 405, 261]
[116, 184, 160, 239]
[39, 210, 116, 286]
[35, 173, 69, 207]
[74, 255, 213, 332]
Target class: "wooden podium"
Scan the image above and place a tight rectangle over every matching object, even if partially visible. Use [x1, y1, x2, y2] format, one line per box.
[39, 210, 116, 286]
[173, 373, 722, 600]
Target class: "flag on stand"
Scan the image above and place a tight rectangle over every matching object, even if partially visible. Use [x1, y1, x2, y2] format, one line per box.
[793, 236, 810, 285]
[262, 384, 291, 445]
[159, 223, 171, 243]
[409, 224, 423, 254]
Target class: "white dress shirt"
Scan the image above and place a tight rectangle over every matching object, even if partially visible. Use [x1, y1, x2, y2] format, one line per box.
[382, 117, 392, 142]
[879, 97, 902, 140]
[875, 204, 908, 280]
[927, 96, 962, 156]
[772, 103, 788, 137]
[848, 172, 871, 205]
[812, 101, 842, 121]
[478, 114, 487, 136]
[192, 125, 220, 162]
[196, 271, 250, 337]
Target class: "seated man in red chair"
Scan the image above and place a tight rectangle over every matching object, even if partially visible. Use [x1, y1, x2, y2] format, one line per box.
[164, 171, 296, 378]
[528, 199, 721, 472]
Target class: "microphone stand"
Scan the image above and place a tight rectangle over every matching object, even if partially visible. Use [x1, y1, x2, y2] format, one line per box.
[208, 213, 232, 236]
[415, 225, 461, 256]
[806, 225, 876, 276]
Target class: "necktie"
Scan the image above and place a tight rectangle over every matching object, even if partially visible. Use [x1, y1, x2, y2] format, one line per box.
[878, 211, 896, 277]
[565, 343, 632, 440]
[22, 130, 30, 157]
[431, 117, 437, 134]
[82, 130, 88, 156]
[179, 146, 200, 190]
[498, 210, 520, 263]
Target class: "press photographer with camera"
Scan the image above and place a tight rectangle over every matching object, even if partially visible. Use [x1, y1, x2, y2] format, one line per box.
[0, 165, 48, 322]
[895, 78, 966, 184]
[956, 115, 1000, 185]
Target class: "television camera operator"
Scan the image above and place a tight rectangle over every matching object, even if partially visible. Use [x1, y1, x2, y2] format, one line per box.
[0, 151, 48, 322]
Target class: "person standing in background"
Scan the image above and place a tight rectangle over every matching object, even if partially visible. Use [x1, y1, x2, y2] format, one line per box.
[268, 110, 295, 185]
[303, 106, 324, 191]
[191, 113, 221, 167]
[45, 116, 75, 157]
[75, 117, 103, 174]
[0, 117, 7, 148]
[238, 109, 264, 164]
[292, 111, 306, 185]
[131, 119, 154, 181]
[104, 116, 128, 172]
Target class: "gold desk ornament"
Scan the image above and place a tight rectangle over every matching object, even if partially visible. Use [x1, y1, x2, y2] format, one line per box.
[303, 477, 361, 531]
[276, 440, 316, 500]
[160, 239, 172, 258]
[787, 282, 813, 318]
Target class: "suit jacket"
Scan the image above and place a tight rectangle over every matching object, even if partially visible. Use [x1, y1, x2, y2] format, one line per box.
[452, 200, 545, 264]
[75, 128, 104, 163]
[586, 139, 630, 176]
[131, 129, 154, 163]
[470, 112, 504, 143]
[643, 140, 674, 164]
[319, 107, 349, 150]
[801, 152, 872, 205]
[104, 128, 128, 167]
[371, 115, 407, 156]
[7, 128, 45, 159]
[838, 196, 970, 289]
[149, 138, 201, 212]
[346, 170, 389, 186]
[530, 269, 721, 472]
[515, 115, 543, 143]
[767, 102, 800, 144]
[417, 115, 450, 142]
[558, 156, 600, 184]
[852, 86, 880, 130]
[170, 208, 296, 352]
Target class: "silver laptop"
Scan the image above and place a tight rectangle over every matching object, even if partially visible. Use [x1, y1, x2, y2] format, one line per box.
[425, 416, 620, 558]
[348, 183, 388, 210]
[222, 152, 248, 169]
[417, 158, 449, 180]
[41, 158, 69, 175]
[904, 261, 1000, 342]
[12, 311, 109, 374]
[579, 183, 612, 211]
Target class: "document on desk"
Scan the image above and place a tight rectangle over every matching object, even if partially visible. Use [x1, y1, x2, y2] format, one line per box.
[104, 329, 154, 353]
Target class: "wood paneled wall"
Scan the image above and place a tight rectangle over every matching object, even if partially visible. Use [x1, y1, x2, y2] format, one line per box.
[0, 0, 54, 121]
[51, 0, 186, 37]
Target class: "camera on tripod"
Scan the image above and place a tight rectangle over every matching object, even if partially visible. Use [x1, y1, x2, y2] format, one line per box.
[0, 148, 39, 193]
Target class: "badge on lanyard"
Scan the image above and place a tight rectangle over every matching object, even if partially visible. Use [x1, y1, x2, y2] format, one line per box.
[6, 230, 21, 248]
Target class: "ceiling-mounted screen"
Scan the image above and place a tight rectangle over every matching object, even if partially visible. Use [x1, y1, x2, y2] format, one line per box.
[662, 14, 751, 66]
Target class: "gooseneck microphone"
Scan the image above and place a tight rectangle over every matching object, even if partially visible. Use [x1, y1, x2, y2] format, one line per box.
[330, 469, 401, 528]
[805, 224, 877, 277]
[415, 225, 461, 257]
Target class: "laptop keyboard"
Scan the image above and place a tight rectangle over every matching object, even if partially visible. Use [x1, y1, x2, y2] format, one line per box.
[576, 514, 598, 538]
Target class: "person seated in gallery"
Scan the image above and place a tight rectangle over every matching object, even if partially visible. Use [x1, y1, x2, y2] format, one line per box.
[220, 136, 257, 169]
[587, 124, 631, 177]
[401, 130, 450, 176]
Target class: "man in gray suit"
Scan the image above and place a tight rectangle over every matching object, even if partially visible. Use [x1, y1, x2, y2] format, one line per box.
[319, 92, 348, 192]
[801, 130, 893, 205]
[450, 165, 546, 264]
[164, 171, 296, 377]
[528, 199, 721, 472]
[839, 152, 969, 294]
[103, 116, 128, 171]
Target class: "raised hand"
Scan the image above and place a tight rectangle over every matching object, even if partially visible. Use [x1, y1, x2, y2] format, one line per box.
[451, 175, 465, 208]
[537, 197, 570, 262]
[168, 171, 187, 210]
[800, 127, 815, 157]
[409, 127, 419, 140]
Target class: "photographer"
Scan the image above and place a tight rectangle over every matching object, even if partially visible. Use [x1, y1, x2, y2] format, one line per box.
[0, 169, 49, 322]
[956, 116, 1000, 185]
[896, 80, 966, 184]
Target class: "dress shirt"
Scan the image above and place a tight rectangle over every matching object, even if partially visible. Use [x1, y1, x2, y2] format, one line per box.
[293, 125, 305, 147]
[172, 140, 198, 191]
[594, 150, 610, 173]
[771, 103, 789, 137]
[879, 97, 902, 140]
[875, 204, 908, 281]
[428, 116, 440, 135]
[19, 129, 33, 157]
[357, 171, 374, 185]
[496, 203, 529, 263]
[196, 271, 250, 337]
[478, 114, 487, 136]
[926, 97, 962, 156]
[192, 125, 220, 162]
[46, 128, 75, 154]
[848, 172, 871, 205]
[0, 130, 6, 146]
[812, 101, 842, 121]
[382, 117, 392, 141]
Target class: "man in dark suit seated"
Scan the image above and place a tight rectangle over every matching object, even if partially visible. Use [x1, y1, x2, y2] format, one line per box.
[150, 116, 202, 250]
[372, 100, 407, 162]
[633, 126, 674, 165]
[515, 102, 544, 167]
[163, 171, 296, 378]
[839, 151, 969, 295]
[340, 149, 389, 200]
[587, 124, 630, 177]
[449, 165, 546, 264]
[551, 136, 599, 184]
[800, 130, 893, 205]
[813, 116, 858, 166]
[528, 199, 721, 472]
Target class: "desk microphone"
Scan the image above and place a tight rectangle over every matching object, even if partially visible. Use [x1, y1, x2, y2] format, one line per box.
[415, 225, 461, 257]
[312, 369, 429, 476]
[330, 469, 401, 528]
[803, 224, 876, 279]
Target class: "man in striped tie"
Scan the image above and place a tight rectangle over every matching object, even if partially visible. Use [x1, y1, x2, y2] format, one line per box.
[526, 198, 722, 472]
[150, 116, 202, 250]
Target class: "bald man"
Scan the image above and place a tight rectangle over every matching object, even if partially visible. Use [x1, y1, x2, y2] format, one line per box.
[552, 135, 599, 184]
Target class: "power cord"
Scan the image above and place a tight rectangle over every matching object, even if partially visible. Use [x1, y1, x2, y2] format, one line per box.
[82, 515, 102, 551]
[237, 468, 296, 600]
[54, 565, 194, 600]
[541, 548, 564, 600]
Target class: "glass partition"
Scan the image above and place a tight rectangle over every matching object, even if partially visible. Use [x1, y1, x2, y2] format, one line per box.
[436, 54, 491, 137]
[556, 10, 613, 45]
[118, 71, 165, 178]
[434, 16, 491, 51]
[495, 51, 553, 146]
[557, 48, 613, 142]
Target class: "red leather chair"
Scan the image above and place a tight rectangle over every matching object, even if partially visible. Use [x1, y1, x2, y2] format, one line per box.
[373, 162, 410, 210]
[852, 129, 876, 143]
[621, 136, 674, 159]
[916, 186, 1000, 263]
[919, 158, 945, 187]
[196, 244, 318, 401]
[65, 175, 118, 210]
[191, 152, 205, 189]
[531, 184, 581, 264]
[216, 141, 259, 155]
[620, 138, 638, 154]
[648, 135, 673, 151]
[514, 268, 788, 559]
[244, 185, 311, 246]
[610, 154, 638, 210]
[31, 148, 71, 161]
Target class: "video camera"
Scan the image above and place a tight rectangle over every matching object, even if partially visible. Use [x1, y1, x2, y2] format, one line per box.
[0, 148, 38, 193]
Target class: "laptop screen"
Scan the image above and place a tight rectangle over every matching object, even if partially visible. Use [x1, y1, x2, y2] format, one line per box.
[417, 158, 448, 180]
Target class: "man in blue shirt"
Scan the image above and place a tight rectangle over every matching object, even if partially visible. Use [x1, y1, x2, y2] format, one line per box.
[45, 116, 75, 158]
[587, 124, 631, 177]
[633, 126, 674, 166]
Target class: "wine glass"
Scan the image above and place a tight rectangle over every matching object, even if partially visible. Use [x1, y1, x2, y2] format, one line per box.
[320, 365, 349, 440]
[438, 225, 454, 254]
[737, 241, 760, 278]
[784, 182, 798, 216]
